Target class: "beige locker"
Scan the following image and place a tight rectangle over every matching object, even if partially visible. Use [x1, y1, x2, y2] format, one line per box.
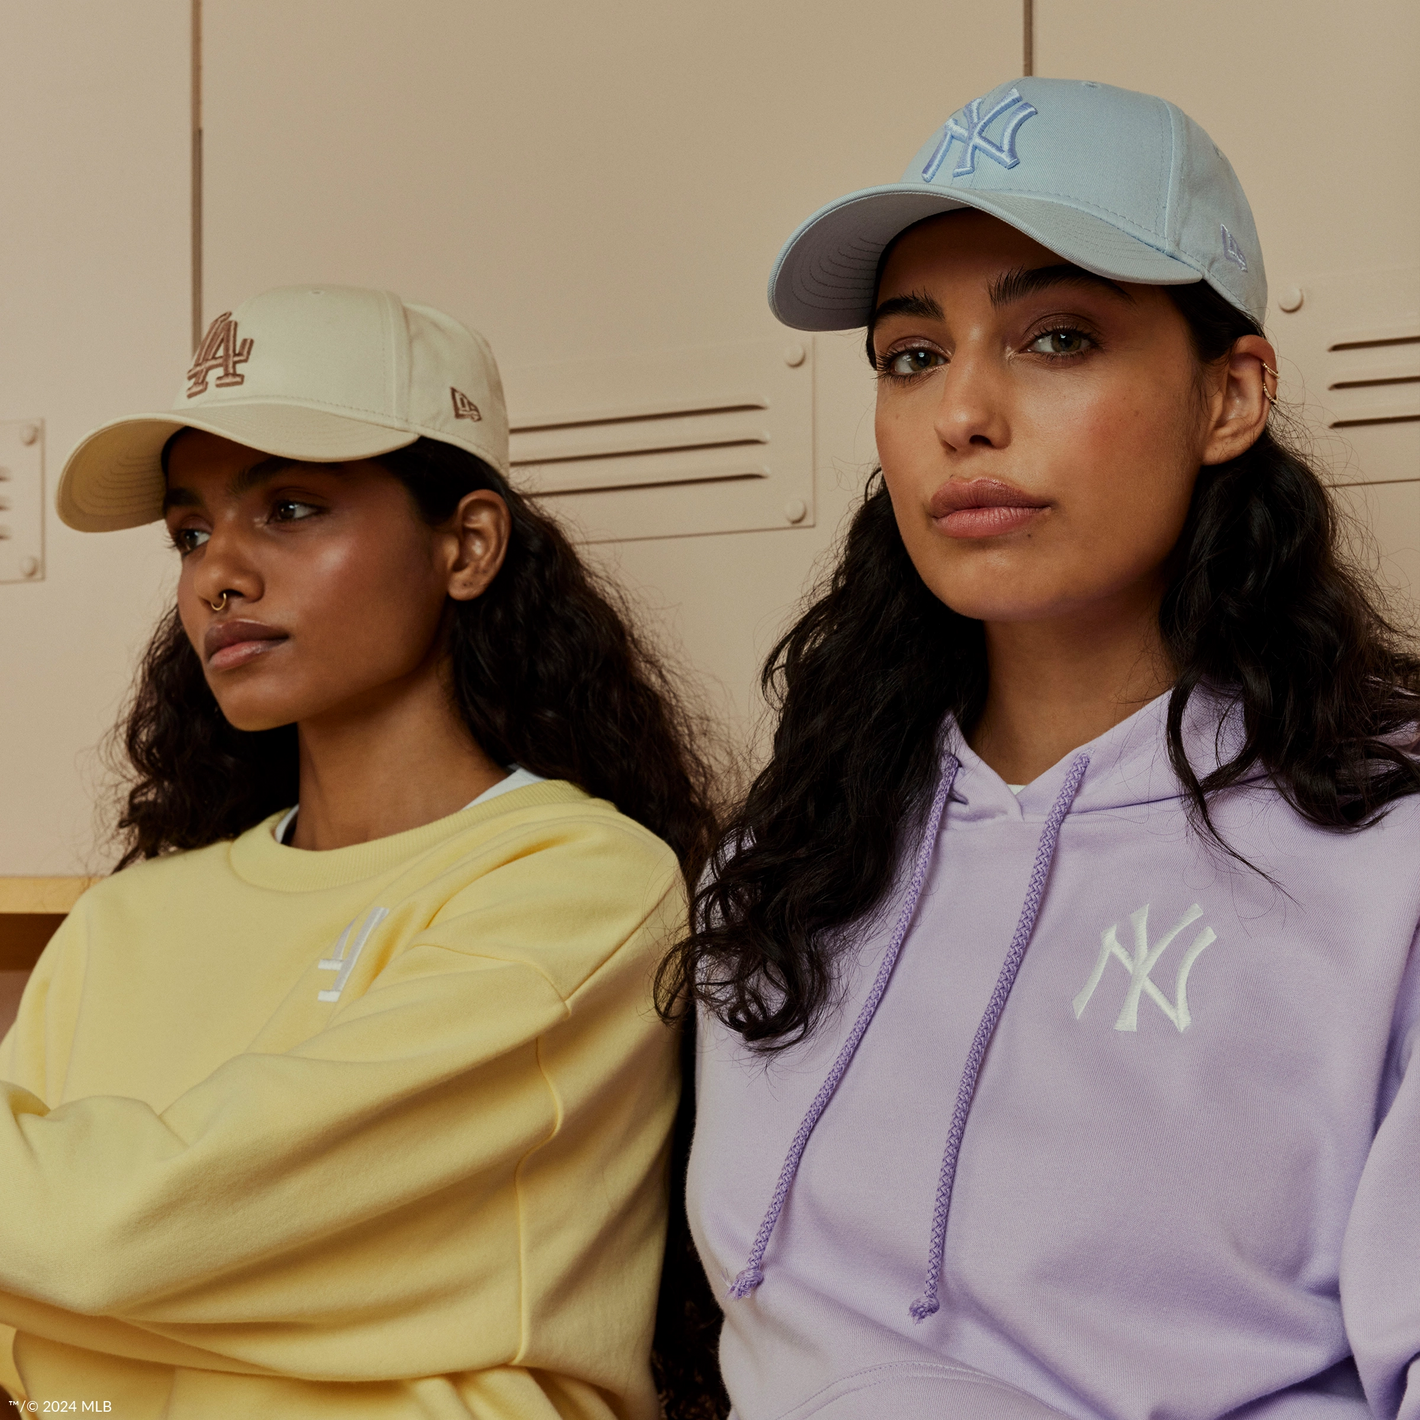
[0, 0, 190, 876]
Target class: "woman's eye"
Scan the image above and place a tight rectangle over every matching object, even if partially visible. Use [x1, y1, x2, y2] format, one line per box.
[172, 527, 210, 554]
[270, 499, 320, 523]
[883, 347, 947, 378]
[1026, 328, 1093, 356]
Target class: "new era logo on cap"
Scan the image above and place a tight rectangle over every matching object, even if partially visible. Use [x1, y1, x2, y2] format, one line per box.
[450, 387, 482, 421]
[1221, 224, 1248, 271]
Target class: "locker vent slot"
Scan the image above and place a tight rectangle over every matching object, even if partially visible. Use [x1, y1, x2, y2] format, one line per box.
[1276, 267, 1419, 479]
[1327, 331, 1420, 427]
[501, 339, 814, 542]
[1330, 377, 1420, 389]
[509, 397, 773, 497]
[1330, 334, 1420, 352]
[1332, 414, 1420, 428]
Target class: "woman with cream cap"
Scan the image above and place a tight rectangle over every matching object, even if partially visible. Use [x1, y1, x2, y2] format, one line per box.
[0, 286, 717, 1417]
[668, 79, 1420, 1417]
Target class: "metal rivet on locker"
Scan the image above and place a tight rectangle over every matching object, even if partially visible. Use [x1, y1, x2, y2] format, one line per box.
[20, 557, 39, 578]
[784, 498, 807, 524]
[1277, 288, 1304, 314]
[20, 424, 39, 445]
[784, 343, 807, 368]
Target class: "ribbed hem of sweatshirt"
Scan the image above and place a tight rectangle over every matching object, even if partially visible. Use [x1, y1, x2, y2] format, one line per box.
[229, 781, 589, 891]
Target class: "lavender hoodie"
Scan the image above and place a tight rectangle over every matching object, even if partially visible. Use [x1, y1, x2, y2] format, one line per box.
[688, 693, 1420, 1419]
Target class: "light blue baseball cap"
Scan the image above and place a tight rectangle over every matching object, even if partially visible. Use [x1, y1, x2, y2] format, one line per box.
[769, 77, 1266, 331]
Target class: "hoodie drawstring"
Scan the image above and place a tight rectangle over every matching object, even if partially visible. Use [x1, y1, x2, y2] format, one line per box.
[909, 751, 1089, 1321]
[728, 752, 961, 1300]
[727, 749, 1091, 1319]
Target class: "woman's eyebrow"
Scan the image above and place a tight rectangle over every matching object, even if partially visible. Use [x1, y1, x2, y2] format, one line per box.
[869, 263, 1132, 336]
[227, 455, 334, 498]
[988, 263, 1134, 308]
[161, 485, 201, 512]
[871, 291, 945, 325]
[162, 457, 343, 513]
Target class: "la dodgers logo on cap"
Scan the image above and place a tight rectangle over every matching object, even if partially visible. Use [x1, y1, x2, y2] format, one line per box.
[187, 312, 254, 397]
[921, 87, 1038, 182]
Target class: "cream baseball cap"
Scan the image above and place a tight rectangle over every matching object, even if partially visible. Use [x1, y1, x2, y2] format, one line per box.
[57, 285, 510, 532]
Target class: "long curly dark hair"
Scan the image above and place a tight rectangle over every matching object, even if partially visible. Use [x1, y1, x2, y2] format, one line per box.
[113, 435, 728, 1418]
[659, 279, 1420, 1053]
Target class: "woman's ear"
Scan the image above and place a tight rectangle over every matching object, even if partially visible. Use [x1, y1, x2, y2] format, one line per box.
[445, 489, 511, 602]
[1200, 333, 1278, 466]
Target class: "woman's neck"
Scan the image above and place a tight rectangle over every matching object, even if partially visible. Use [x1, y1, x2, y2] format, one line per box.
[968, 592, 1173, 786]
[289, 662, 506, 851]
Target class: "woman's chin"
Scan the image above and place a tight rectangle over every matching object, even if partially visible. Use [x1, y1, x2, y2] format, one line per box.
[213, 698, 303, 735]
[931, 563, 1143, 626]
[936, 590, 1077, 625]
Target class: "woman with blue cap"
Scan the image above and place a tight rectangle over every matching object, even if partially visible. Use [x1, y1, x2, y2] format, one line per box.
[666, 79, 1420, 1417]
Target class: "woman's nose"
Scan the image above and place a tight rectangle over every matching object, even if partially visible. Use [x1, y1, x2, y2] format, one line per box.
[933, 354, 1011, 453]
[191, 521, 262, 610]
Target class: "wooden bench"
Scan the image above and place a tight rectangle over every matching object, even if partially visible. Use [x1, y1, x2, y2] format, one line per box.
[0, 878, 95, 1035]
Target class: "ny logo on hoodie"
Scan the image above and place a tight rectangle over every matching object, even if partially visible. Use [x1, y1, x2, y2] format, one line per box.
[1072, 903, 1217, 1033]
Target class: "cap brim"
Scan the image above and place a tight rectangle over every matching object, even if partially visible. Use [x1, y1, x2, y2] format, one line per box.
[769, 185, 1205, 331]
[56, 402, 420, 532]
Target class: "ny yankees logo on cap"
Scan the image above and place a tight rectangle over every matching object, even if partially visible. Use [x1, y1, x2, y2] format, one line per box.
[922, 87, 1038, 182]
[187, 312, 254, 398]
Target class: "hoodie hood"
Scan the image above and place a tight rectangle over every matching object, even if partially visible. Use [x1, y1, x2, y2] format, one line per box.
[946, 684, 1263, 825]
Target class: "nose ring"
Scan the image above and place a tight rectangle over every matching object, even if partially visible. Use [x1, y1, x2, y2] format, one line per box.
[208, 592, 228, 613]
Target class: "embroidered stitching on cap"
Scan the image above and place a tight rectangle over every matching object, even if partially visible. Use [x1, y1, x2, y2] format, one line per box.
[921, 88, 1038, 182]
[1072, 903, 1216, 1033]
[450, 387, 482, 421]
[187, 312, 254, 397]
[1221, 224, 1248, 271]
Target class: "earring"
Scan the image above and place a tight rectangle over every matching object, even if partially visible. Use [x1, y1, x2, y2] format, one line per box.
[208, 592, 228, 613]
[1261, 360, 1280, 407]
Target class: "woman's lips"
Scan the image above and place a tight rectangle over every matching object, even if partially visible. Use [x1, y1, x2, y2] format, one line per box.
[939, 503, 1045, 537]
[204, 619, 288, 670]
[929, 478, 1050, 540]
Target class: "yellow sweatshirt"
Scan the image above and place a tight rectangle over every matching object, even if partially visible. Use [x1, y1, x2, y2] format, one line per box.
[0, 781, 683, 1418]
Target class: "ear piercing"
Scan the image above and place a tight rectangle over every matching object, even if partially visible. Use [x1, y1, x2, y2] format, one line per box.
[1261, 360, 1280, 407]
[208, 592, 229, 612]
